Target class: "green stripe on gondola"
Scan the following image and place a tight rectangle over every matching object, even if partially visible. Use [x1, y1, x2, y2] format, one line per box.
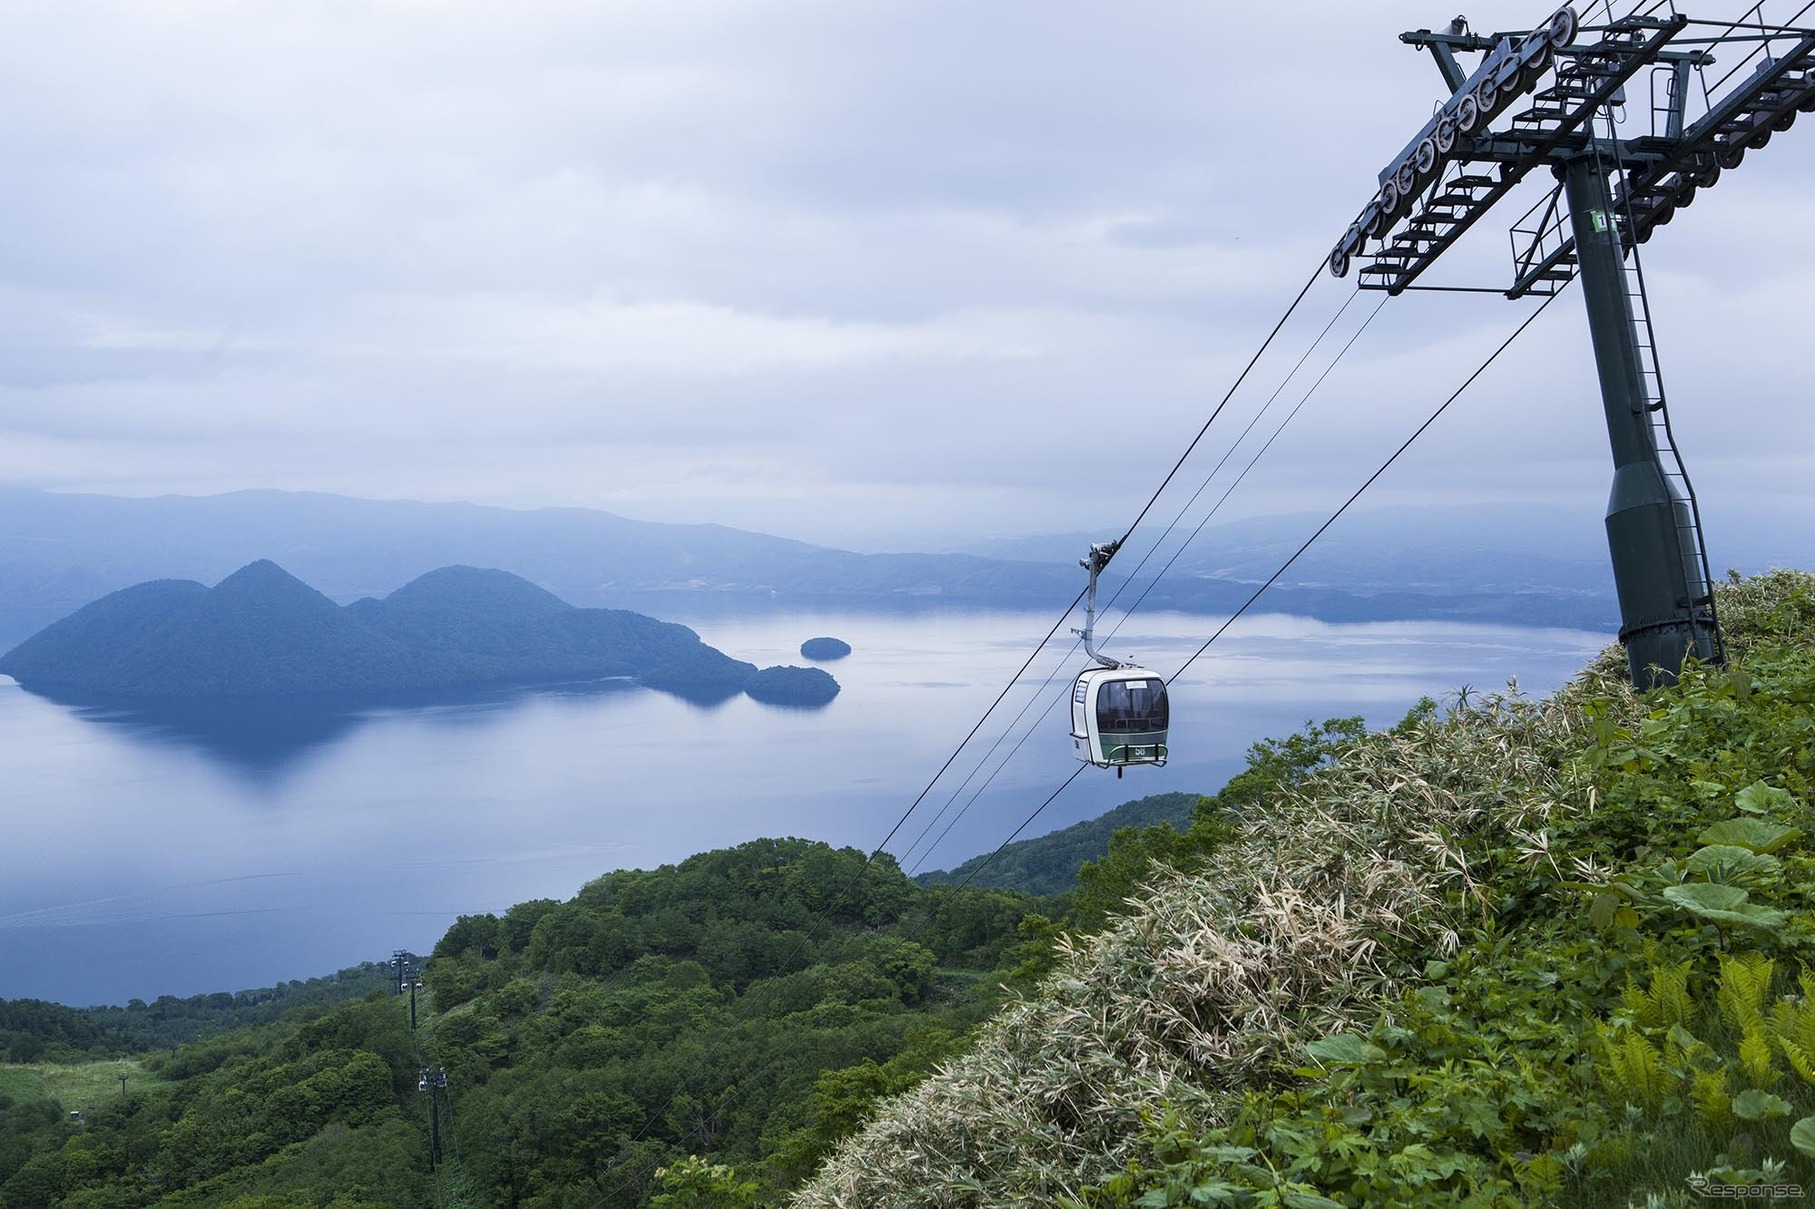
[1097, 732, 1167, 763]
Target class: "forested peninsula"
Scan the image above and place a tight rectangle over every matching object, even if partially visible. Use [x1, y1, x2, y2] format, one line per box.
[0, 560, 838, 706]
[5, 571, 1815, 1207]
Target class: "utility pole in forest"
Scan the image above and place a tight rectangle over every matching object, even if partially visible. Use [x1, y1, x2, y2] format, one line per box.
[1328, 0, 1815, 687]
[392, 950, 412, 997]
[418, 1066, 448, 1172]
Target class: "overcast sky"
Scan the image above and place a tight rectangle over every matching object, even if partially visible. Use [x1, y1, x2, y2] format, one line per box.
[2, 0, 1809, 552]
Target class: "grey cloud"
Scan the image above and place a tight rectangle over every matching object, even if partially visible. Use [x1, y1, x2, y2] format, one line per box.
[0, 0, 1806, 548]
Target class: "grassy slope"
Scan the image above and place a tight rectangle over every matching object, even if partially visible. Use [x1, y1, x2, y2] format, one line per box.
[0, 1060, 163, 1114]
[794, 571, 1815, 1208]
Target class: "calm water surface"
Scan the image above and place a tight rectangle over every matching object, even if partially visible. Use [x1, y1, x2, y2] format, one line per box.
[0, 609, 1608, 1006]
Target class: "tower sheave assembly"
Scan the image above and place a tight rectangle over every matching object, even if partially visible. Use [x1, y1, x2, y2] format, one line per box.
[1329, 1, 1814, 687]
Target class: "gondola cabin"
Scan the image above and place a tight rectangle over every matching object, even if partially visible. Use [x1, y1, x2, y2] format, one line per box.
[1071, 666, 1169, 769]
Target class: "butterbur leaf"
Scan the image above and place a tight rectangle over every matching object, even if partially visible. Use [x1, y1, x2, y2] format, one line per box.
[1791, 1116, 1815, 1157]
[1667, 1023, 1710, 1061]
[1661, 883, 1788, 931]
[1731, 1089, 1792, 1120]
[1684, 844, 1780, 878]
[1305, 1033, 1385, 1065]
[1697, 818, 1802, 855]
[1736, 781, 1795, 816]
[1665, 883, 1746, 911]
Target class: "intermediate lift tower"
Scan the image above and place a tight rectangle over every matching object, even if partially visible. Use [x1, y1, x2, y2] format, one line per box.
[1328, 1, 1815, 687]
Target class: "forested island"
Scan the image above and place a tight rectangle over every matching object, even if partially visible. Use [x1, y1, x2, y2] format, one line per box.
[5, 571, 1815, 1206]
[799, 637, 852, 661]
[747, 664, 842, 706]
[0, 561, 839, 707]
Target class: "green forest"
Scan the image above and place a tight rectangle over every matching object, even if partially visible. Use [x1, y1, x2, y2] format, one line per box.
[5, 569, 1815, 1207]
[0, 840, 1085, 1207]
[915, 790, 1199, 896]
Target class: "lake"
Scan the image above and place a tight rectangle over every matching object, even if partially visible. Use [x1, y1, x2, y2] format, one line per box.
[0, 608, 1609, 1007]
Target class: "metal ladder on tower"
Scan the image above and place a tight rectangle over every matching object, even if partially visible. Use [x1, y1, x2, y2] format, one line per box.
[1589, 112, 1726, 665]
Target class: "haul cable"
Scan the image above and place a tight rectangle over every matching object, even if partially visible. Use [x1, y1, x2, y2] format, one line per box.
[598, 277, 1563, 1207]
[586, 261, 1333, 1206]
[1167, 289, 1565, 687]
[908, 291, 1388, 877]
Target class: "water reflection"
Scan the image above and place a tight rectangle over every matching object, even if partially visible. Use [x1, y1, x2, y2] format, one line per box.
[0, 610, 1611, 1006]
[20, 677, 788, 775]
[23, 681, 617, 775]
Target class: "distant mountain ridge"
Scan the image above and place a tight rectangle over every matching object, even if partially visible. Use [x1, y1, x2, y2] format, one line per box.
[0, 562, 838, 705]
[0, 488, 1646, 653]
[0, 487, 1077, 626]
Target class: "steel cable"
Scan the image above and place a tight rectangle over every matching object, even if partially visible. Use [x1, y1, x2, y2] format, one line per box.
[584, 262, 1334, 1207]
[1167, 289, 1566, 687]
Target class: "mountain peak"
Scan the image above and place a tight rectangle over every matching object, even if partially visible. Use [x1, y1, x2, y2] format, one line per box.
[383, 566, 572, 619]
[213, 559, 321, 596]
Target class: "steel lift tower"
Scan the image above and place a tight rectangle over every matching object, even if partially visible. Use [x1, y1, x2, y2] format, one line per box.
[1328, 1, 1815, 688]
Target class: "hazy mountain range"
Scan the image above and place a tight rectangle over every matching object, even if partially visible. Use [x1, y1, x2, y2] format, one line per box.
[1, 486, 1796, 651]
[0, 487, 1075, 649]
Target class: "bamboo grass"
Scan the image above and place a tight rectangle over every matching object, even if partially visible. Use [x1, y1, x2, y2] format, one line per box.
[793, 571, 1815, 1208]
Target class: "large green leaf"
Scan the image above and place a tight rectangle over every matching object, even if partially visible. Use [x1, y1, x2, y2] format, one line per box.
[1792, 1116, 1815, 1158]
[1697, 817, 1802, 855]
[1660, 882, 1788, 931]
[1732, 1088, 1792, 1121]
[1684, 844, 1780, 879]
[1664, 882, 1746, 911]
[1736, 781, 1797, 816]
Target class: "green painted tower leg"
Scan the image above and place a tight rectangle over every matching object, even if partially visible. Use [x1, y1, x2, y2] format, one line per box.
[1561, 153, 1718, 689]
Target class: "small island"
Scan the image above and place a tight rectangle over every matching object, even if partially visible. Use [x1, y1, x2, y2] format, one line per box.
[800, 636, 852, 661]
[0, 561, 839, 708]
[746, 665, 841, 707]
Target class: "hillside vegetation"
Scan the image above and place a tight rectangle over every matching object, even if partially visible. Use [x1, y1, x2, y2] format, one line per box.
[6, 571, 1812, 1208]
[411, 841, 1055, 1205]
[796, 570, 1815, 1207]
[0, 842, 1060, 1208]
[916, 792, 1201, 897]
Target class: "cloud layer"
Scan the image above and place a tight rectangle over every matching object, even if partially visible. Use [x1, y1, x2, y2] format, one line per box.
[2, 1, 1808, 549]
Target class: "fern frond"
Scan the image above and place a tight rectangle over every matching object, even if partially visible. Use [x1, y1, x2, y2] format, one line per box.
[1718, 953, 1775, 1035]
[1690, 1067, 1732, 1125]
[1603, 1029, 1672, 1110]
[1740, 1029, 1779, 1088]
